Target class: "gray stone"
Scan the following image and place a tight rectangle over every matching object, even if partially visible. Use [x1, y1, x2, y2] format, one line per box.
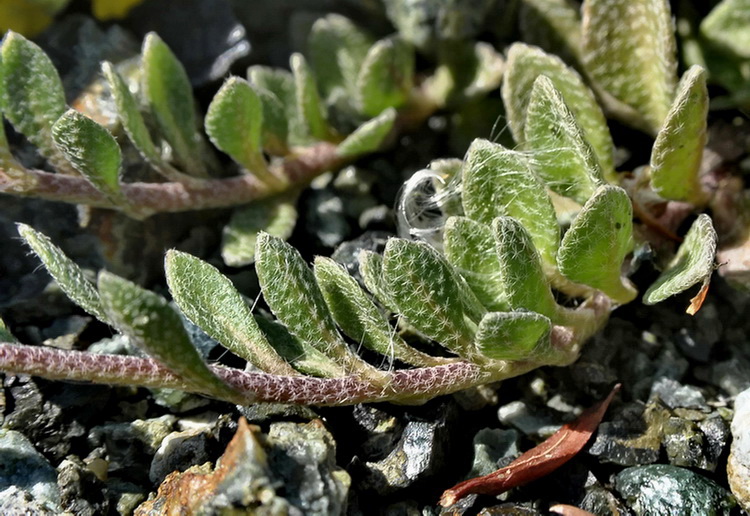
[697, 415, 730, 472]
[0, 429, 61, 513]
[615, 464, 735, 515]
[650, 377, 708, 411]
[497, 401, 563, 439]
[662, 417, 708, 469]
[728, 387, 750, 511]
[467, 428, 519, 479]
[351, 404, 404, 460]
[580, 484, 629, 516]
[149, 428, 212, 484]
[588, 402, 667, 466]
[56, 456, 109, 516]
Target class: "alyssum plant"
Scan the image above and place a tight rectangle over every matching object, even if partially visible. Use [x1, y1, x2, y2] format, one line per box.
[0, 0, 726, 405]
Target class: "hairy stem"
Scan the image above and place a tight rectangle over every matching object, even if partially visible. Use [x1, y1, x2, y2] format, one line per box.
[0, 142, 343, 219]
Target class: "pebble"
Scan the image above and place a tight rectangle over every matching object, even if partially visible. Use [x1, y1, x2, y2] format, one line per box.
[728, 387, 750, 511]
[0, 429, 61, 513]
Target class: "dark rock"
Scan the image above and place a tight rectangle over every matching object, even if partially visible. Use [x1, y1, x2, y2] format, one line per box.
[698, 415, 730, 473]
[304, 189, 352, 249]
[351, 404, 404, 460]
[650, 378, 708, 411]
[0, 429, 61, 513]
[237, 402, 319, 423]
[588, 402, 668, 466]
[615, 464, 735, 515]
[580, 484, 630, 516]
[57, 456, 109, 516]
[331, 231, 392, 282]
[496, 400, 563, 439]
[662, 417, 708, 469]
[467, 428, 519, 479]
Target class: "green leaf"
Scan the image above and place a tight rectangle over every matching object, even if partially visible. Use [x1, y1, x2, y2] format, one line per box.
[650, 65, 708, 205]
[254, 316, 346, 377]
[501, 42, 614, 177]
[51, 109, 123, 201]
[221, 195, 298, 267]
[382, 239, 477, 357]
[164, 250, 298, 376]
[0, 31, 71, 173]
[336, 108, 396, 158]
[98, 271, 238, 400]
[444, 216, 509, 312]
[0, 316, 16, 343]
[290, 53, 332, 141]
[359, 250, 399, 313]
[255, 233, 384, 381]
[141, 32, 208, 176]
[16, 223, 108, 324]
[581, 0, 677, 135]
[314, 257, 447, 367]
[357, 36, 414, 117]
[492, 217, 559, 318]
[308, 14, 372, 100]
[248, 66, 304, 146]
[519, 0, 582, 67]
[523, 75, 605, 204]
[425, 41, 505, 105]
[205, 77, 269, 178]
[462, 139, 559, 266]
[643, 214, 717, 305]
[557, 185, 637, 304]
[475, 311, 551, 361]
[701, 0, 750, 60]
[253, 86, 288, 155]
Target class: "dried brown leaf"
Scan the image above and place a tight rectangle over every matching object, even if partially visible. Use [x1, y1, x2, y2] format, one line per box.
[439, 384, 620, 507]
[686, 280, 710, 315]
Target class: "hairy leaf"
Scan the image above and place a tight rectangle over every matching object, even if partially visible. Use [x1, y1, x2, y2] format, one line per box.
[252, 86, 288, 155]
[462, 139, 559, 266]
[336, 108, 396, 158]
[17, 224, 108, 324]
[290, 53, 332, 141]
[255, 233, 384, 381]
[557, 185, 636, 304]
[141, 32, 207, 176]
[0, 31, 71, 173]
[221, 195, 298, 267]
[519, 0, 582, 67]
[165, 250, 297, 376]
[51, 109, 122, 201]
[650, 65, 708, 204]
[0, 316, 15, 343]
[700, 0, 750, 60]
[492, 217, 559, 319]
[502, 43, 614, 177]
[98, 271, 238, 400]
[475, 311, 551, 361]
[382, 239, 477, 357]
[581, 0, 677, 135]
[308, 14, 372, 100]
[357, 36, 414, 116]
[643, 214, 717, 305]
[359, 250, 399, 313]
[523, 75, 604, 204]
[315, 257, 447, 367]
[248, 66, 305, 146]
[205, 77, 268, 178]
[444, 217, 509, 312]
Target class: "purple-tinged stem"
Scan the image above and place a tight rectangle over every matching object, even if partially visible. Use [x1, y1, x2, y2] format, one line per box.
[0, 142, 343, 219]
[0, 342, 494, 406]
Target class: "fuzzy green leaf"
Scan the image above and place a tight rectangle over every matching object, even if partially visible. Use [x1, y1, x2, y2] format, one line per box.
[557, 185, 636, 304]
[502, 43, 614, 177]
[0, 316, 15, 343]
[51, 109, 122, 201]
[221, 195, 298, 267]
[475, 311, 551, 361]
[141, 32, 207, 176]
[205, 77, 266, 174]
[523, 75, 605, 204]
[519, 0, 582, 67]
[444, 216, 509, 312]
[253, 86, 288, 155]
[492, 217, 559, 319]
[17, 223, 108, 324]
[581, 0, 677, 135]
[254, 316, 346, 377]
[308, 14, 372, 100]
[700, 0, 750, 60]
[0, 31, 71, 173]
[165, 250, 298, 376]
[248, 66, 304, 146]
[357, 36, 414, 117]
[315, 257, 446, 367]
[643, 214, 717, 305]
[382, 239, 477, 357]
[462, 139, 559, 266]
[359, 250, 399, 313]
[336, 108, 396, 158]
[290, 53, 332, 141]
[98, 271, 238, 400]
[255, 233, 383, 380]
[650, 65, 708, 205]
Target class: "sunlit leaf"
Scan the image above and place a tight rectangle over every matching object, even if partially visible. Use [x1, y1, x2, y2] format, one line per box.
[700, 0, 750, 60]
[165, 250, 298, 376]
[462, 139, 559, 266]
[357, 36, 414, 116]
[557, 185, 636, 304]
[336, 108, 396, 158]
[248, 66, 305, 146]
[475, 311, 551, 361]
[650, 65, 708, 205]
[643, 214, 717, 305]
[290, 53, 332, 141]
[519, 0, 582, 67]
